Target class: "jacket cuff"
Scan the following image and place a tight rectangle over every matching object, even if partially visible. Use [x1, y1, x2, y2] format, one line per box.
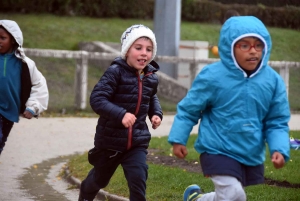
[25, 108, 35, 115]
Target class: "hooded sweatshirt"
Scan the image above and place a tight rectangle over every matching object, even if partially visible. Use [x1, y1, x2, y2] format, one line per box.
[168, 16, 290, 166]
[0, 20, 49, 122]
[0, 52, 22, 122]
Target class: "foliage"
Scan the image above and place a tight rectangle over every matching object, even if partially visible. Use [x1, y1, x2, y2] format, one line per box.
[0, 0, 154, 19]
[181, 0, 300, 29]
[211, 0, 300, 7]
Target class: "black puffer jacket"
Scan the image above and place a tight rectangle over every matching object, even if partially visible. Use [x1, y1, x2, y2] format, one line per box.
[90, 57, 163, 152]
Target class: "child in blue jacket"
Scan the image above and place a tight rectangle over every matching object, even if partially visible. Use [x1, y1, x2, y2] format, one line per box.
[168, 16, 290, 201]
[0, 20, 49, 156]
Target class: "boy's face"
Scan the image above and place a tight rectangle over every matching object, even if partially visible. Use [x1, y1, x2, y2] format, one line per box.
[126, 37, 153, 72]
[234, 37, 264, 71]
[0, 27, 15, 54]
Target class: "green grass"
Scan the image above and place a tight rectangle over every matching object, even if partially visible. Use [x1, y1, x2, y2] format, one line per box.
[0, 14, 153, 50]
[67, 131, 300, 201]
[1, 13, 299, 62]
[0, 13, 299, 113]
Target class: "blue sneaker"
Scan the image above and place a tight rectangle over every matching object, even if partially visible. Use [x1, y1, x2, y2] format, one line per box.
[183, 184, 204, 201]
[290, 137, 300, 150]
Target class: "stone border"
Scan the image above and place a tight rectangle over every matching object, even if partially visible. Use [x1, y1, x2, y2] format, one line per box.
[63, 166, 129, 201]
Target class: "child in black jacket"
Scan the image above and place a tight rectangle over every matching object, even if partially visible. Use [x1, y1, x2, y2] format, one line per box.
[79, 24, 163, 201]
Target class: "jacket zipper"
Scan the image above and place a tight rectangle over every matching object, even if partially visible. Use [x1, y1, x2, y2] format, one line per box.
[3, 55, 7, 76]
[127, 72, 152, 150]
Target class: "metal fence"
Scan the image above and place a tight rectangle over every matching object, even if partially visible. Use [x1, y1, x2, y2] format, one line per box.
[24, 48, 300, 111]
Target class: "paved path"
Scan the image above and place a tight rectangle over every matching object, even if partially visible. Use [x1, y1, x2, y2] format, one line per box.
[0, 115, 299, 200]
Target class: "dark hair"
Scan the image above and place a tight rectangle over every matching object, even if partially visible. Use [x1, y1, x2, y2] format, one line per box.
[222, 10, 240, 24]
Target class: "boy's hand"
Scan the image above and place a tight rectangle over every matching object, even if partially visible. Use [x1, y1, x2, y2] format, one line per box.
[173, 143, 188, 159]
[122, 112, 136, 128]
[23, 110, 33, 119]
[151, 115, 161, 129]
[271, 152, 285, 169]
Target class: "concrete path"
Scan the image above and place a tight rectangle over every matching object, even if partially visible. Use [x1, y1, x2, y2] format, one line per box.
[0, 114, 299, 200]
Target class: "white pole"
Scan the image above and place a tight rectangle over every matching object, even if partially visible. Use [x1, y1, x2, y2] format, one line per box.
[279, 63, 290, 98]
[75, 51, 88, 109]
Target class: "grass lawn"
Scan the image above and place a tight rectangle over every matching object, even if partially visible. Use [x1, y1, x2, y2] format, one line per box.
[67, 131, 300, 201]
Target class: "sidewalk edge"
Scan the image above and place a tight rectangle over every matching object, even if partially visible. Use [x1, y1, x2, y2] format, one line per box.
[63, 166, 129, 201]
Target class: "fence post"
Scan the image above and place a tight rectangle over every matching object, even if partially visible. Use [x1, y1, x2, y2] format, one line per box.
[75, 51, 88, 109]
[189, 63, 197, 86]
[279, 63, 290, 98]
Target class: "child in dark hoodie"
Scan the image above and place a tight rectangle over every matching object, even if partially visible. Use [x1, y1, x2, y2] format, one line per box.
[0, 20, 49, 156]
[79, 24, 163, 201]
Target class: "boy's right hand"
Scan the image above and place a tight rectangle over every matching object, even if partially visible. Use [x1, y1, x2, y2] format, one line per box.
[122, 112, 137, 128]
[271, 151, 285, 169]
[173, 143, 188, 159]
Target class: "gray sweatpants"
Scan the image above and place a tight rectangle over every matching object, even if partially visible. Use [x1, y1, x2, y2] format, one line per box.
[197, 175, 246, 201]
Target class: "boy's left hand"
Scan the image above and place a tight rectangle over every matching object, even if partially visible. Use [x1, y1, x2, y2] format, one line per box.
[271, 151, 285, 169]
[23, 110, 34, 119]
[151, 115, 161, 129]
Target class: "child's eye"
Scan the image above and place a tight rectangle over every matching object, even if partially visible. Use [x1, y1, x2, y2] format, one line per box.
[240, 44, 250, 49]
[147, 48, 152, 52]
[255, 43, 264, 48]
[135, 47, 142, 50]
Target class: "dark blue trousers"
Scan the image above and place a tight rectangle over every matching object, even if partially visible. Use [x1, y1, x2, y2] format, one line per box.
[0, 115, 14, 155]
[80, 146, 148, 201]
[200, 152, 264, 187]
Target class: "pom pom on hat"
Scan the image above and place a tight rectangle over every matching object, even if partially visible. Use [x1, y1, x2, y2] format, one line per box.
[120, 24, 157, 61]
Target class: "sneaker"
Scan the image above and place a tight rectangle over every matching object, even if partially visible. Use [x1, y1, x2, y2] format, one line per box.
[78, 191, 92, 201]
[183, 184, 204, 201]
[290, 137, 300, 150]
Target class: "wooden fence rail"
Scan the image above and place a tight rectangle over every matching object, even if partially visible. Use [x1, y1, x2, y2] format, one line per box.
[24, 48, 300, 109]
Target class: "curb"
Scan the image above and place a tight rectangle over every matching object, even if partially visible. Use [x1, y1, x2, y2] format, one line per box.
[63, 166, 129, 201]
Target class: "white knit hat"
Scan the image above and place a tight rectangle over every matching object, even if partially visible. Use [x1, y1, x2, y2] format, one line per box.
[120, 24, 157, 61]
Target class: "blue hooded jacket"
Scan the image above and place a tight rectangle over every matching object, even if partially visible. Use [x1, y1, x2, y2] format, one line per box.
[168, 16, 290, 166]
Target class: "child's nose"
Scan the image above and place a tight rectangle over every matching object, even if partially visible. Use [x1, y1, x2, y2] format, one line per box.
[249, 45, 257, 52]
[141, 48, 147, 55]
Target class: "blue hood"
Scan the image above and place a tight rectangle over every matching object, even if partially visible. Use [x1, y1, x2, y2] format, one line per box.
[219, 16, 272, 77]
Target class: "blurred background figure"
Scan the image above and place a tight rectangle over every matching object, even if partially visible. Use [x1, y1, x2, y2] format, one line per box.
[222, 9, 240, 24]
[210, 9, 241, 57]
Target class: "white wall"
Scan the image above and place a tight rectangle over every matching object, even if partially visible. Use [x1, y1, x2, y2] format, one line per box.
[178, 41, 209, 88]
